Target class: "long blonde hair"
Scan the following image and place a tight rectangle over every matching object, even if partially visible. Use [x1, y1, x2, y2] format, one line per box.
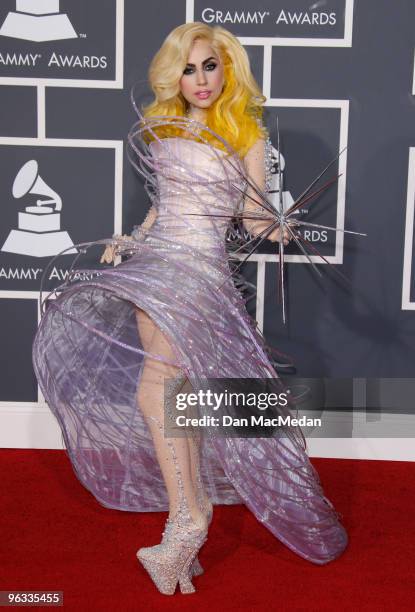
[141, 22, 267, 157]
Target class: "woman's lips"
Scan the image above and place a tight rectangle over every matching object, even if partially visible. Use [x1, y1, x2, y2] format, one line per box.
[195, 91, 211, 99]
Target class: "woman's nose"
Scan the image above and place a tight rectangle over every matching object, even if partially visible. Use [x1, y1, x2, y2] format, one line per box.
[196, 69, 207, 85]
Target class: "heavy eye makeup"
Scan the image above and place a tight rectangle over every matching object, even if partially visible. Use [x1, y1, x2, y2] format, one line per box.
[182, 59, 218, 75]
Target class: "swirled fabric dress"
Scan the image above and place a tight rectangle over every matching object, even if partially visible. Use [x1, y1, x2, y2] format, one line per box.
[32, 117, 348, 566]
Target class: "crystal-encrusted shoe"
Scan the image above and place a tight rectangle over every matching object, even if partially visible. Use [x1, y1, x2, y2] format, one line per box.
[160, 424, 213, 577]
[160, 494, 212, 580]
[136, 411, 209, 595]
[137, 517, 208, 595]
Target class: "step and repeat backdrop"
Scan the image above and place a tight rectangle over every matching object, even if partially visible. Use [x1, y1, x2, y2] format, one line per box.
[0, 0, 414, 441]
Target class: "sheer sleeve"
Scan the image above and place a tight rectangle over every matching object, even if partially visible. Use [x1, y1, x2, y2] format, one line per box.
[242, 136, 274, 238]
[131, 204, 158, 241]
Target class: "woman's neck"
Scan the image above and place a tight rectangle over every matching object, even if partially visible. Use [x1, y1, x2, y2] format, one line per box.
[186, 105, 207, 125]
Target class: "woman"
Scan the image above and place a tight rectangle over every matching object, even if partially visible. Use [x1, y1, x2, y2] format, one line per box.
[32, 22, 348, 595]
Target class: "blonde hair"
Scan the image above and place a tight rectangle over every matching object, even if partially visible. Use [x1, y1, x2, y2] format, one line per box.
[141, 22, 267, 157]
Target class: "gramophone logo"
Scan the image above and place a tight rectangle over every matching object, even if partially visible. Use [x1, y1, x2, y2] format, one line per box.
[1, 159, 77, 258]
[0, 0, 77, 42]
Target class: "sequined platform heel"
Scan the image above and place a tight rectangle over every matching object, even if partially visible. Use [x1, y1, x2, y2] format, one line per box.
[160, 491, 212, 579]
[136, 412, 208, 595]
[161, 370, 212, 578]
[137, 518, 208, 595]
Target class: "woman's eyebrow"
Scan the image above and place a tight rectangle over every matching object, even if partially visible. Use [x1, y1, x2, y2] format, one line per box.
[185, 56, 217, 67]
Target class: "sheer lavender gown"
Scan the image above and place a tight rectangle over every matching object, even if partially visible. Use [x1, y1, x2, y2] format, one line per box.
[32, 114, 348, 566]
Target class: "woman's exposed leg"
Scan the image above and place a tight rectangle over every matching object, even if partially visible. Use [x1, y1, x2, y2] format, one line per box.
[173, 375, 212, 522]
[188, 434, 212, 514]
[135, 307, 206, 528]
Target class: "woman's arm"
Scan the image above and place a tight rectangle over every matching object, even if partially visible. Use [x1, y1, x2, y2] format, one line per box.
[131, 204, 158, 240]
[243, 137, 290, 245]
[100, 204, 158, 264]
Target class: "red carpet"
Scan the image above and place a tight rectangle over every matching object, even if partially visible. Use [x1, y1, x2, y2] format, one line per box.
[0, 449, 414, 611]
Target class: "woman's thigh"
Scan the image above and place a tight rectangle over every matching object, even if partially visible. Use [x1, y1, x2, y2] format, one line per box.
[135, 307, 181, 383]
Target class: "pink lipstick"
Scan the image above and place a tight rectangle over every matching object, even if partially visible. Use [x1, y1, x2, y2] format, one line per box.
[195, 90, 211, 99]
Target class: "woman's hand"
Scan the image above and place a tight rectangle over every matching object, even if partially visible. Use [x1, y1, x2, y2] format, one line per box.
[100, 234, 133, 264]
[267, 224, 292, 246]
[100, 244, 117, 264]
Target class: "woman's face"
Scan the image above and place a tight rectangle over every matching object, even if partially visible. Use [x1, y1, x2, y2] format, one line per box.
[179, 38, 224, 111]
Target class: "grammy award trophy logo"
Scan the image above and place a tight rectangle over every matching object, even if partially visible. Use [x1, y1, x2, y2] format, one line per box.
[0, 0, 77, 42]
[1, 160, 77, 258]
[268, 145, 296, 215]
[267, 143, 326, 244]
